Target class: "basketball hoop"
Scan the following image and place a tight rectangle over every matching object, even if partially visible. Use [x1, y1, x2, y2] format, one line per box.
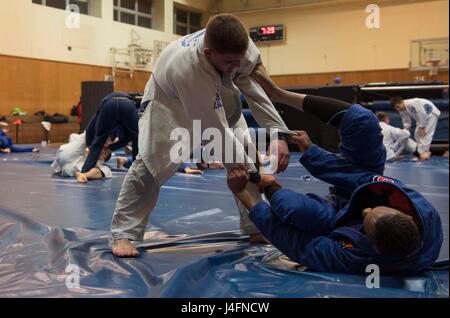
[426, 59, 441, 77]
[110, 29, 154, 79]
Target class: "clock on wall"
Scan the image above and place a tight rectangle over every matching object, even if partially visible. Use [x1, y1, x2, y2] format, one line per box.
[249, 24, 285, 43]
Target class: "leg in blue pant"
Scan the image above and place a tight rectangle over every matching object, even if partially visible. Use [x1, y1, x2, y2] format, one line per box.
[82, 99, 120, 172]
[0, 134, 36, 153]
[82, 96, 139, 173]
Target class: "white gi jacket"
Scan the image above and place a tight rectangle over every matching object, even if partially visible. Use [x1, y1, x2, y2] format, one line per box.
[379, 121, 416, 160]
[139, 30, 291, 185]
[51, 132, 112, 178]
[112, 30, 295, 240]
[400, 98, 441, 130]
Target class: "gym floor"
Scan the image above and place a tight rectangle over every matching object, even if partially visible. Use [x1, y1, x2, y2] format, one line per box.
[0, 147, 448, 298]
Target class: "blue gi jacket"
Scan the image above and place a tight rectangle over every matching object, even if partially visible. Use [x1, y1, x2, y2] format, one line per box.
[0, 130, 9, 148]
[249, 144, 443, 275]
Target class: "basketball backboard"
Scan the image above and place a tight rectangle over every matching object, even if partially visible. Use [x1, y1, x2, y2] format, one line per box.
[410, 37, 449, 72]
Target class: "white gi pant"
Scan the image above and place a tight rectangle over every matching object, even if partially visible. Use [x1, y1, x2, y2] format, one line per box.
[111, 92, 262, 242]
[387, 138, 417, 161]
[415, 114, 439, 154]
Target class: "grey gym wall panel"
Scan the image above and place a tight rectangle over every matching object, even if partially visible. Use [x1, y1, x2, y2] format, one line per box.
[81, 81, 114, 131]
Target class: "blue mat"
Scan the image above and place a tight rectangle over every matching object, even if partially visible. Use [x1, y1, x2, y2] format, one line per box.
[0, 148, 448, 298]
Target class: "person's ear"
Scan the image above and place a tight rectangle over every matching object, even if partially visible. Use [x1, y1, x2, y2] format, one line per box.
[204, 48, 212, 58]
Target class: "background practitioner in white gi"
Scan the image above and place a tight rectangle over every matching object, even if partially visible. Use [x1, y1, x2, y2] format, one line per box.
[377, 112, 418, 161]
[391, 97, 441, 161]
[51, 132, 113, 183]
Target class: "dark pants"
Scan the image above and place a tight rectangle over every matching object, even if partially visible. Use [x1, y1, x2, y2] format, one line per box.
[82, 95, 139, 173]
[303, 95, 386, 174]
[303, 95, 351, 127]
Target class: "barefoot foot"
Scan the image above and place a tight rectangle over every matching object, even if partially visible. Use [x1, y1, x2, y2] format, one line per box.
[112, 239, 140, 257]
[76, 172, 88, 183]
[419, 151, 432, 161]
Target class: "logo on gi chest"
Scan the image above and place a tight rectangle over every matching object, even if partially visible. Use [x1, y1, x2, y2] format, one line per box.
[214, 92, 223, 110]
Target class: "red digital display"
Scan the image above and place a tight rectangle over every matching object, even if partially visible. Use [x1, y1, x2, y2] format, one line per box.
[250, 24, 284, 43]
[260, 26, 276, 35]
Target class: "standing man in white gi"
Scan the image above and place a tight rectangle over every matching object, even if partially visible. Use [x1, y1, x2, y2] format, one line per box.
[111, 14, 292, 257]
[391, 96, 441, 161]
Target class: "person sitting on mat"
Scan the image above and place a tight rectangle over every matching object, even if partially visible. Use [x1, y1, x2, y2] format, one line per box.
[51, 132, 113, 183]
[390, 96, 441, 161]
[0, 122, 39, 153]
[377, 112, 419, 161]
[227, 117, 442, 275]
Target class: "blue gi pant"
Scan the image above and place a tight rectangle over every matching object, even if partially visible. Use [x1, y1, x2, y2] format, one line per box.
[82, 94, 139, 173]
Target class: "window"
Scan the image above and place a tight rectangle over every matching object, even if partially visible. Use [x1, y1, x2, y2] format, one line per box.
[32, 0, 91, 15]
[174, 7, 203, 36]
[114, 0, 153, 29]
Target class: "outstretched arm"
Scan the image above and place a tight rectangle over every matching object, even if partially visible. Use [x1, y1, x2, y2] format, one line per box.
[250, 63, 306, 111]
[234, 43, 292, 174]
[251, 64, 351, 128]
[234, 74, 291, 173]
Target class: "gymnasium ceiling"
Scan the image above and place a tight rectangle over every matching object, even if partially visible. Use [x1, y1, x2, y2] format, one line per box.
[209, 0, 443, 14]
